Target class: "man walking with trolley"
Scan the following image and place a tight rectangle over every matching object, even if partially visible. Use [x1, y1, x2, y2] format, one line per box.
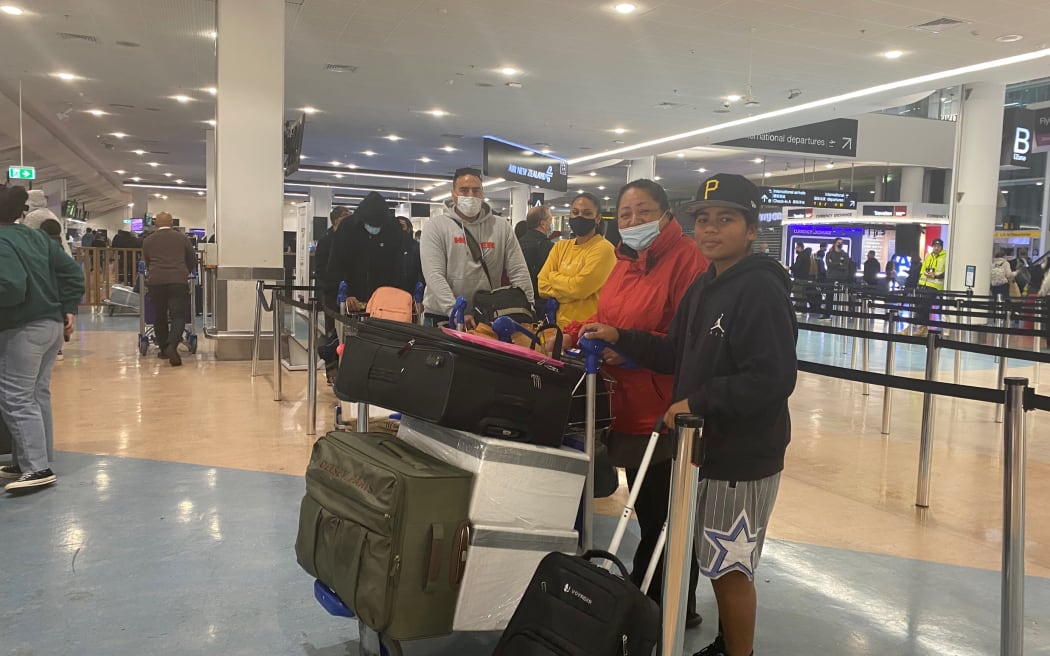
[142, 212, 195, 367]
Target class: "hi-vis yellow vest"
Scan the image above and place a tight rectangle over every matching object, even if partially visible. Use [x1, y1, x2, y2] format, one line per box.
[918, 250, 947, 290]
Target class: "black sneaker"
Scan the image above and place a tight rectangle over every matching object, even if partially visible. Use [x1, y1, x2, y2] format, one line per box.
[694, 637, 726, 656]
[0, 465, 22, 479]
[5, 469, 57, 491]
[686, 610, 703, 628]
[157, 349, 167, 359]
[168, 345, 182, 367]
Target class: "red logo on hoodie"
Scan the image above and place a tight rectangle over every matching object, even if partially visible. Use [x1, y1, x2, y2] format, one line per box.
[453, 237, 466, 244]
[479, 242, 495, 249]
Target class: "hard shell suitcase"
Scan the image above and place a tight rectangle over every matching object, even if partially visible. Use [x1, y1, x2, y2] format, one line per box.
[335, 318, 581, 448]
[295, 431, 473, 641]
[493, 550, 661, 656]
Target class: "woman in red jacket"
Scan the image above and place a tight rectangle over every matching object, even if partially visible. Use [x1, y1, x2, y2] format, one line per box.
[566, 179, 708, 624]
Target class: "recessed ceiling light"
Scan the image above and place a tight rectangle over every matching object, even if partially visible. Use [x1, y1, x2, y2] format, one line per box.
[110, 132, 127, 139]
[677, 153, 686, 158]
[996, 34, 1024, 43]
[1, 5, 24, 15]
[164, 172, 173, 177]
[603, 196, 611, 201]
[427, 109, 447, 117]
[615, 3, 636, 14]
[132, 149, 147, 155]
[127, 203, 134, 208]
[161, 195, 168, 200]
[1037, 182, 1044, 186]
[419, 157, 432, 163]
[363, 150, 377, 157]
[506, 82, 523, 89]
[86, 109, 107, 116]
[441, 146, 457, 153]
[385, 135, 401, 142]
[130, 176, 142, 182]
[882, 50, 904, 59]
[726, 94, 742, 102]
[612, 128, 627, 134]
[563, 203, 570, 207]
[147, 162, 160, 167]
[653, 176, 662, 181]
[598, 185, 606, 190]
[171, 94, 194, 103]
[696, 168, 707, 173]
[347, 164, 358, 169]
[330, 160, 341, 166]
[301, 106, 319, 114]
[334, 174, 343, 179]
[613, 139, 625, 144]
[205, 87, 217, 95]
[197, 191, 205, 196]
[204, 119, 216, 126]
[752, 157, 764, 163]
[207, 30, 217, 39]
[577, 189, 585, 194]
[500, 67, 519, 76]
[870, 190, 876, 194]
[825, 163, 834, 169]
[154, 193, 161, 198]
[175, 179, 184, 184]
[763, 172, 772, 177]
[51, 72, 78, 81]
[541, 147, 552, 154]
[114, 170, 126, 175]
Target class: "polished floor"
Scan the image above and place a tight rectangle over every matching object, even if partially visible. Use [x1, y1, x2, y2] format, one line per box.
[2, 311, 1049, 655]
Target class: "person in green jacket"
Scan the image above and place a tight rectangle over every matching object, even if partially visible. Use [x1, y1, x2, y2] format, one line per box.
[0, 186, 85, 492]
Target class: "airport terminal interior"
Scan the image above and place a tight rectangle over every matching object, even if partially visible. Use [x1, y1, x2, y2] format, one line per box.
[3, 1, 1050, 655]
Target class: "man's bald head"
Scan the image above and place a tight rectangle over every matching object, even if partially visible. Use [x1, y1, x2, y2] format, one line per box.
[154, 212, 173, 228]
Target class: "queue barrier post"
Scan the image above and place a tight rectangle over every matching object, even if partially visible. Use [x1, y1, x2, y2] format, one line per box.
[953, 299, 963, 385]
[357, 402, 369, 433]
[996, 308, 1011, 424]
[660, 414, 701, 656]
[1000, 377, 1027, 656]
[272, 290, 282, 402]
[251, 281, 265, 378]
[861, 298, 871, 396]
[307, 299, 318, 436]
[915, 328, 940, 508]
[881, 310, 897, 435]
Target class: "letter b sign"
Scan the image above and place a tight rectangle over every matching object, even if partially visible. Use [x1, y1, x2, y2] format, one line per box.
[1014, 127, 1032, 162]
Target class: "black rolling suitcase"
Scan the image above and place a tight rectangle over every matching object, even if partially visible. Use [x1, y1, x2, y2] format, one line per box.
[335, 318, 579, 448]
[493, 550, 660, 656]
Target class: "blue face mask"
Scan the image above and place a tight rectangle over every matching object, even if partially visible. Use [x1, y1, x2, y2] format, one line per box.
[363, 223, 381, 236]
[619, 215, 664, 251]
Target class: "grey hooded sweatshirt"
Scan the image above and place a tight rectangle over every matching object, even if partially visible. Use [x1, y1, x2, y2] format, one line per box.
[421, 200, 534, 317]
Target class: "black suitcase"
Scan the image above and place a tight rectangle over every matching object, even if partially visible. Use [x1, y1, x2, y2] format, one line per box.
[0, 415, 10, 457]
[493, 550, 661, 656]
[335, 318, 580, 448]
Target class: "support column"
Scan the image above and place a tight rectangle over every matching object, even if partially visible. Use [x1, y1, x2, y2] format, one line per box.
[947, 82, 1006, 293]
[1039, 166, 1050, 257]
[395, 201, 410, 217]
[205, 128, 216, 236]
[213, 0, 285, 359]
[900, 166, 926, 203]
[131, 188, 149, 219]
[509, 184, 529, 224]
[628, 156, 656, 182]
[310, 187, 333, 223]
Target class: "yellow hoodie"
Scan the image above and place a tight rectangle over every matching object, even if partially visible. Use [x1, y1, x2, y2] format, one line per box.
[537, 235, 617, 328]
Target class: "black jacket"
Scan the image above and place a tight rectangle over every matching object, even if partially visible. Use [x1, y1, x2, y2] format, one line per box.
[518, 229, 553, 302]
[863, 257, 881, 285]
[327, 192, 408, 302]
[314, 228, 338, 295]
[790, 251, 811, 280]
[826, 248, 852, 282]
[617, 255, 797, 481]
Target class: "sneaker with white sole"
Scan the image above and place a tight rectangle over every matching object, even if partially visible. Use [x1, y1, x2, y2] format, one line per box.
[5, 469, 57, 491]
[0, 465, 23, 479]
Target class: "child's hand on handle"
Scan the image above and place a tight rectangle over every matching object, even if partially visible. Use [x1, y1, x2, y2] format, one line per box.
[663, 399, 693, 430]
[581, 322, 620, 344]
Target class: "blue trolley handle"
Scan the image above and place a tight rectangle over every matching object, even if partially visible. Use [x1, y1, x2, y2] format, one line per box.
[450, 295, 468, 331]
[545, 298, 559, 326]
[577, 335, 637, 372]
[413, 281, 425, 304]
[337, 281, 348, 306]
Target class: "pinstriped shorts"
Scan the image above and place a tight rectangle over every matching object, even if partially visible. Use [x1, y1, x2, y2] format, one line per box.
[695, 473, 781, 581]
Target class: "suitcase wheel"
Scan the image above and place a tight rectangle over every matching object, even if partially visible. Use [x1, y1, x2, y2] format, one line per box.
[187, 335, 198, 354]
[138, 336, 149, 356]
[313, 580, 354, 618]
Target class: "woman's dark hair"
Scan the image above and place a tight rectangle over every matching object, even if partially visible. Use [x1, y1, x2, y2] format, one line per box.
[0, 185, 29, 222]
[40, 218, 63, 238]
[616, 179, 670, 213]
[572, 192, 602, 214]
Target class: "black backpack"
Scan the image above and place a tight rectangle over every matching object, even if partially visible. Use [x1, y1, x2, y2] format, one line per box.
[473, 286, 535, 325]
[494, 550, 660, 656]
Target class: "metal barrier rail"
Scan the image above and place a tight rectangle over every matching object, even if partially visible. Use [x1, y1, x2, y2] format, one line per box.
[74, 246, 145, 306]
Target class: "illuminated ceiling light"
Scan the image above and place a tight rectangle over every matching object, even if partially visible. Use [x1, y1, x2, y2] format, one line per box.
[612, 128, 627, 134]
[1, 5, 24, 15]
[521, 150, 534, 156]
[161, 195, 168, 200]
[763, 172, 772, 177]
[175, 179, 184, 184]
[696, 167, 707, 173]
[540, 147, 552, 154]
[677, 153, 686, 158]
[385, 134, 402, 142]
[164, 172, 173, 177]
[130, 176, 142, 182]
[347, 164, 358, 169]
[752, 157, 764, 164]
[132, 149, 147, 155]
[653, 176, 662, 181]
[726, 94, 742, 102]
[825, 162, 835, 169]
[882, 50, 904, 59]
[204, 87, 217, 95]
[563, 203, 570, 207]
[441, 145, 457, 153]
[147, 162, 160, 167]
[127, 203, 134, 208]
[114, 170, 126, 175]
[110, 132, 127, 139]
[207, 30, 217, 39]
[301, 106, 319, 114]
[204, 119, 216, 126]
[197, 191, 205, 196]
[427, 109, 447, 117]
[171, 94, 194, 103]
[589, 171, 597, 177]
[363, 150, 377, 156]
[86, 109, 107, 116]
[334, 174, 343, 179]
[615, 3, 636, 14]
[154, 193, 162, 198]
[419, 157, 432, 163]
[603, 196, 611, 201]
[598, 185, 606, 190]
[500, 67, 519, 76]
[330, 160, 341, 166]
[996, 34, 1024, 43]
[51, 72, 78, 81]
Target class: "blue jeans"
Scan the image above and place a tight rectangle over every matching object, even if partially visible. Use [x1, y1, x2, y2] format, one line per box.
[0, 319, 63, 472]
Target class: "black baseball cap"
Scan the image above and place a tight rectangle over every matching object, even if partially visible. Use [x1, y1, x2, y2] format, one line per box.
[932, 238, 944, 246]
[684, 173, 761, 223]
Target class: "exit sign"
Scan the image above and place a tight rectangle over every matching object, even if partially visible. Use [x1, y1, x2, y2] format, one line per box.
[8, 166, 35, 180]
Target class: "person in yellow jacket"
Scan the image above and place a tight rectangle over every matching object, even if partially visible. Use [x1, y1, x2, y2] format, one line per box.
[538, 193, 617, 328]
[914, 238, 946, 336]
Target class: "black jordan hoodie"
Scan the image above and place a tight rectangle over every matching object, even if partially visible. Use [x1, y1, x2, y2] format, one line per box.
[616, 254, 798, 481]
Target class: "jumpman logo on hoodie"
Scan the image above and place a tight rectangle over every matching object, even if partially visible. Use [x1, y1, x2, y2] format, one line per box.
[709, 313, 726, 337]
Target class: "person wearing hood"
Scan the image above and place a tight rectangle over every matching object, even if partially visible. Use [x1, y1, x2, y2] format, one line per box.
[419, 167, 532, 327]
[561, 178, 707, 627]
[584, 174, 797, 656]
[315, 205, 350, 334]
[21, 190, 70, 256]
[327, 192, 408, 308]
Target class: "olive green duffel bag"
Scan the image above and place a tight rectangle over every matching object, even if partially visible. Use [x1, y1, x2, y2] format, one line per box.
[296, 431, 473, 640]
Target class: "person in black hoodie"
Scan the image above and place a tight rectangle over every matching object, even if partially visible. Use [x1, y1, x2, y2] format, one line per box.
[327, 192, 407, 308]
[315, 206, 350, 335]
[584, 174, 797, 656]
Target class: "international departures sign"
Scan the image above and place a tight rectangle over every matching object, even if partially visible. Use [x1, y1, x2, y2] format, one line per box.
[716, 119, 859, 158]
[760, 187, 857, 209]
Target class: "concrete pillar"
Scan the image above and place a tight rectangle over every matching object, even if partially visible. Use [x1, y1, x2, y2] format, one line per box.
[310, 187, 333, 226]
[900, 166, 925, 203]
[628, 156, 656, 182]
[132, 188, 149, 218]
[946, 82, 1006, 293]
[509, 184, 529, 224]
[1039, 168, 1050, 257]
[395, 201, 411, 218]
[874, 176, 885, 202]
[213, 0, 285, 359]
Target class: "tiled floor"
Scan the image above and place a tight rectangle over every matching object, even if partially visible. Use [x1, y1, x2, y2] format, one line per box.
[2, 314, 1049, 655]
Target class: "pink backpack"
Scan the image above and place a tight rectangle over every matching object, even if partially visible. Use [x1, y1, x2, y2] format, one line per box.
[366, 287, 414, 323]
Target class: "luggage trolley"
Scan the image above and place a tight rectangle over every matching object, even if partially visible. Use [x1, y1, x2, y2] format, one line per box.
[311, 307, 615, 656]
[136, 261, 199, 357]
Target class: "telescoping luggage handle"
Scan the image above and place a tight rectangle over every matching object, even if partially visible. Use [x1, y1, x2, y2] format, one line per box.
[602, 417, 665, 574]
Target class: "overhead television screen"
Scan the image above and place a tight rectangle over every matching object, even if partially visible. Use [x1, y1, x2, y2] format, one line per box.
[283, 113, 306, 176]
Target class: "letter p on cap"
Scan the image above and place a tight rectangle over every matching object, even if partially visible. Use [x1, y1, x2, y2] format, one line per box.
[704, 179, 719, 199]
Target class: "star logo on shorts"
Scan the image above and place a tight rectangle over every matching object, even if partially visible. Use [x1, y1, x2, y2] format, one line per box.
[702, 511, 758, 579]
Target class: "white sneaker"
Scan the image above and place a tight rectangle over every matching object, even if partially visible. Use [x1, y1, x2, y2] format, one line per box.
[56, 350, 64, 361]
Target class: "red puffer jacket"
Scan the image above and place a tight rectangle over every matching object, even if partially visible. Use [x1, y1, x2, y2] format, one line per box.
[567, 221, 707, 435]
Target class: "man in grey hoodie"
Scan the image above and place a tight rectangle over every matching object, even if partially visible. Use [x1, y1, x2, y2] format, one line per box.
[420, 167, 533, 327]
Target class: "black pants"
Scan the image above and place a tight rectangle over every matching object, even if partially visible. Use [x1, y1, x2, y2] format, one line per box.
[148, 283, 189, 351]
[625, 458, 700, 614]
[916, 285, 938, 326]
[322, 290, 338, 336]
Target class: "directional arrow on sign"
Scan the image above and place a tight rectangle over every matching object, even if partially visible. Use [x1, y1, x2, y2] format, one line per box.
[841, 137, 853, 150]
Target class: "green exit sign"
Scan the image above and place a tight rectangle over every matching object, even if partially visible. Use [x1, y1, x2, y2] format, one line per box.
[8, 166, 35, 180]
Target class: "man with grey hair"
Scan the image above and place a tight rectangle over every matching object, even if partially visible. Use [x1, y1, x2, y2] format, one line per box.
[142, 212, 195, 366]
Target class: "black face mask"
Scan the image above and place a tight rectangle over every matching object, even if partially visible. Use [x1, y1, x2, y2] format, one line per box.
[569, 217, 597, 237]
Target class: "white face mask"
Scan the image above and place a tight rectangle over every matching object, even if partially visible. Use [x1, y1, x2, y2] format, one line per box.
[456, 195, 483, 217]
[363, 223, 381, 236]
[619, 214, 665, 252]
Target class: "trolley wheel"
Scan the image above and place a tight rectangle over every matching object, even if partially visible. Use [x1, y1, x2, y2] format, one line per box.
[108, 305, 116, 317]
[188, 335, 198, 354]
[138, 336, 148, 356]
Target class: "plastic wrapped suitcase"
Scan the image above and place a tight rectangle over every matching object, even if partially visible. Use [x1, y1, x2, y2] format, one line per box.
[108, 284, 139, 309]
[295, 431, 473, 641]
[335, 318, 581, 448]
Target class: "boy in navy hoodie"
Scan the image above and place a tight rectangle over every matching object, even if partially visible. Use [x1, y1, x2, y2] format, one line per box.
[584, 174, 797, 656]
